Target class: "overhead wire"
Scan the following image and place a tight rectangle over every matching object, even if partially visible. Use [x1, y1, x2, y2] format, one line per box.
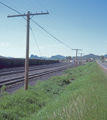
[13, 0, 28, 12]
[36, 0, 47, 10]
[26, 0, 43, 12]
[1, 1, 72, 50]
[31, 19, 72, 50]
[35, 0, 72, 40]
[30, 0, 73, 51]
[30, 27, 43, 58]
[0, 1, 73, 50]
[0, 1, 21, 14]
[29, 1, 59, 33]
[0, 1, 26, 21]
[3, 0, 24, 13]
[0, 1, 43, 57]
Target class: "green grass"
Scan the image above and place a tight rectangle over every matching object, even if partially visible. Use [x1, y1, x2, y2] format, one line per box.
[0, 62, 107, 120]
[34, 62, 107, 120]
[1, 85, 6, 92]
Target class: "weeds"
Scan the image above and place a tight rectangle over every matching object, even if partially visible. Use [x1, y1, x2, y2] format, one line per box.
[35, 63, 107, 120]
[0, 62, 107, 120]
[1, 85, 6, 92]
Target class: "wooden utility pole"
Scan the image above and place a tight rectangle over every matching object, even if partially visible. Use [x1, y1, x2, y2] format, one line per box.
[72, 49, 82, 67]
[78, 53, 83, 65]
[8, 11, 49, 90]
[25, 11, 30, 90]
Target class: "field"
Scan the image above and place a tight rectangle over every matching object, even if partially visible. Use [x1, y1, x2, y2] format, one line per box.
[0, 62, 107, 120]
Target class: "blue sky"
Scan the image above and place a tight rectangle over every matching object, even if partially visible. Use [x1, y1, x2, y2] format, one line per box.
[0, 0, 107, 58]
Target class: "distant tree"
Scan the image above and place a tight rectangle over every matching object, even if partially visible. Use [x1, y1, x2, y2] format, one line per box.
[32, 57, 36, 59]
[101, 55, 104, 61]
[57, 58, 60, 60]
[42, 58, 46, 60]
[66, 56, 72, 60]
[62, 58, 66, 61]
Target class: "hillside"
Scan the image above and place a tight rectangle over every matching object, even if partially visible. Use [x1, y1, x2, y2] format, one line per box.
[30, 54, 65, 60]
[0, 53, 103, 60]
[73, 53, 101, 60]
[83, 53, 101, 59]
[50, 55, 65, 60]
[30, 54, 41, 59]
[0, 55, 5, 58]
[30, 53, 102, 60]
[104, 54, 107, 58]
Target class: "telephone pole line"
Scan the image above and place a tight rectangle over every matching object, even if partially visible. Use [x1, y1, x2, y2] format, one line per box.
[78, 53, 83, 65]
[8, 11, 49, 91]
[72, 49, 82, 67]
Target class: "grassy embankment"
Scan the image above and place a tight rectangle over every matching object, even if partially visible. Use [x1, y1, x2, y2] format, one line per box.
[0, 62, 107, 120]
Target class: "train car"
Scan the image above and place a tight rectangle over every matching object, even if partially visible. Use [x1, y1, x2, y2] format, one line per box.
[0, 58, 59, 68]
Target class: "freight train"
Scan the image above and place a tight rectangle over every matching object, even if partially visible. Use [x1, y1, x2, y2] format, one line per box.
[0, 58, 59, 68]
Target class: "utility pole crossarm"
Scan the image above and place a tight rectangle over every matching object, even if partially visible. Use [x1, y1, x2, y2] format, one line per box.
[7, 12, 49, 18]
[72, 48, 82, 67]
[72, 49, 82, 50]
[78, 53, 83, 65]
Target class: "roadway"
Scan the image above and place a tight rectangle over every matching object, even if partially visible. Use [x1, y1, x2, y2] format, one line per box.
[96, 60, 107, 69]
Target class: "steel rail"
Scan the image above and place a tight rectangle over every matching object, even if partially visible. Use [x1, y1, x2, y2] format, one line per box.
[0, 63, 69, 76]
[0, 64, 74, 87]
[0, 63, 62, 73]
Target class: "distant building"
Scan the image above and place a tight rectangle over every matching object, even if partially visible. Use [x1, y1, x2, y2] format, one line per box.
[104, 58, 107, 61]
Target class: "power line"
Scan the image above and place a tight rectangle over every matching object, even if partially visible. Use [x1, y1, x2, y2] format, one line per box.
[72, 49, 82, 67]
[0, 1, 42, 58]
[36, 0, 47, 11]
[3, 0, 24, 14]
[1, 1, 73, 50]
[14, 0, 28, 12]
[30, 27, 42, 58]
[27, 0, 42, 12]
[27, 0, 73, 50]
[0, 2, 20, 14]
[35, 0, 72, 47]
[0, 1, 26, 21]
[8, 11, 49, 91]
[31, 19, 72, 50]
[78, 53, 83, 65]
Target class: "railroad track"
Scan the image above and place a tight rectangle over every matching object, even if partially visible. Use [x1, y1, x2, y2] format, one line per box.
[0, 63, 74, 87]
[0, 63, 67, 76]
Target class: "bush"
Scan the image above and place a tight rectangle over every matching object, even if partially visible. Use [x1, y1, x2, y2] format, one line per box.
[1, 85, 6, 92]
